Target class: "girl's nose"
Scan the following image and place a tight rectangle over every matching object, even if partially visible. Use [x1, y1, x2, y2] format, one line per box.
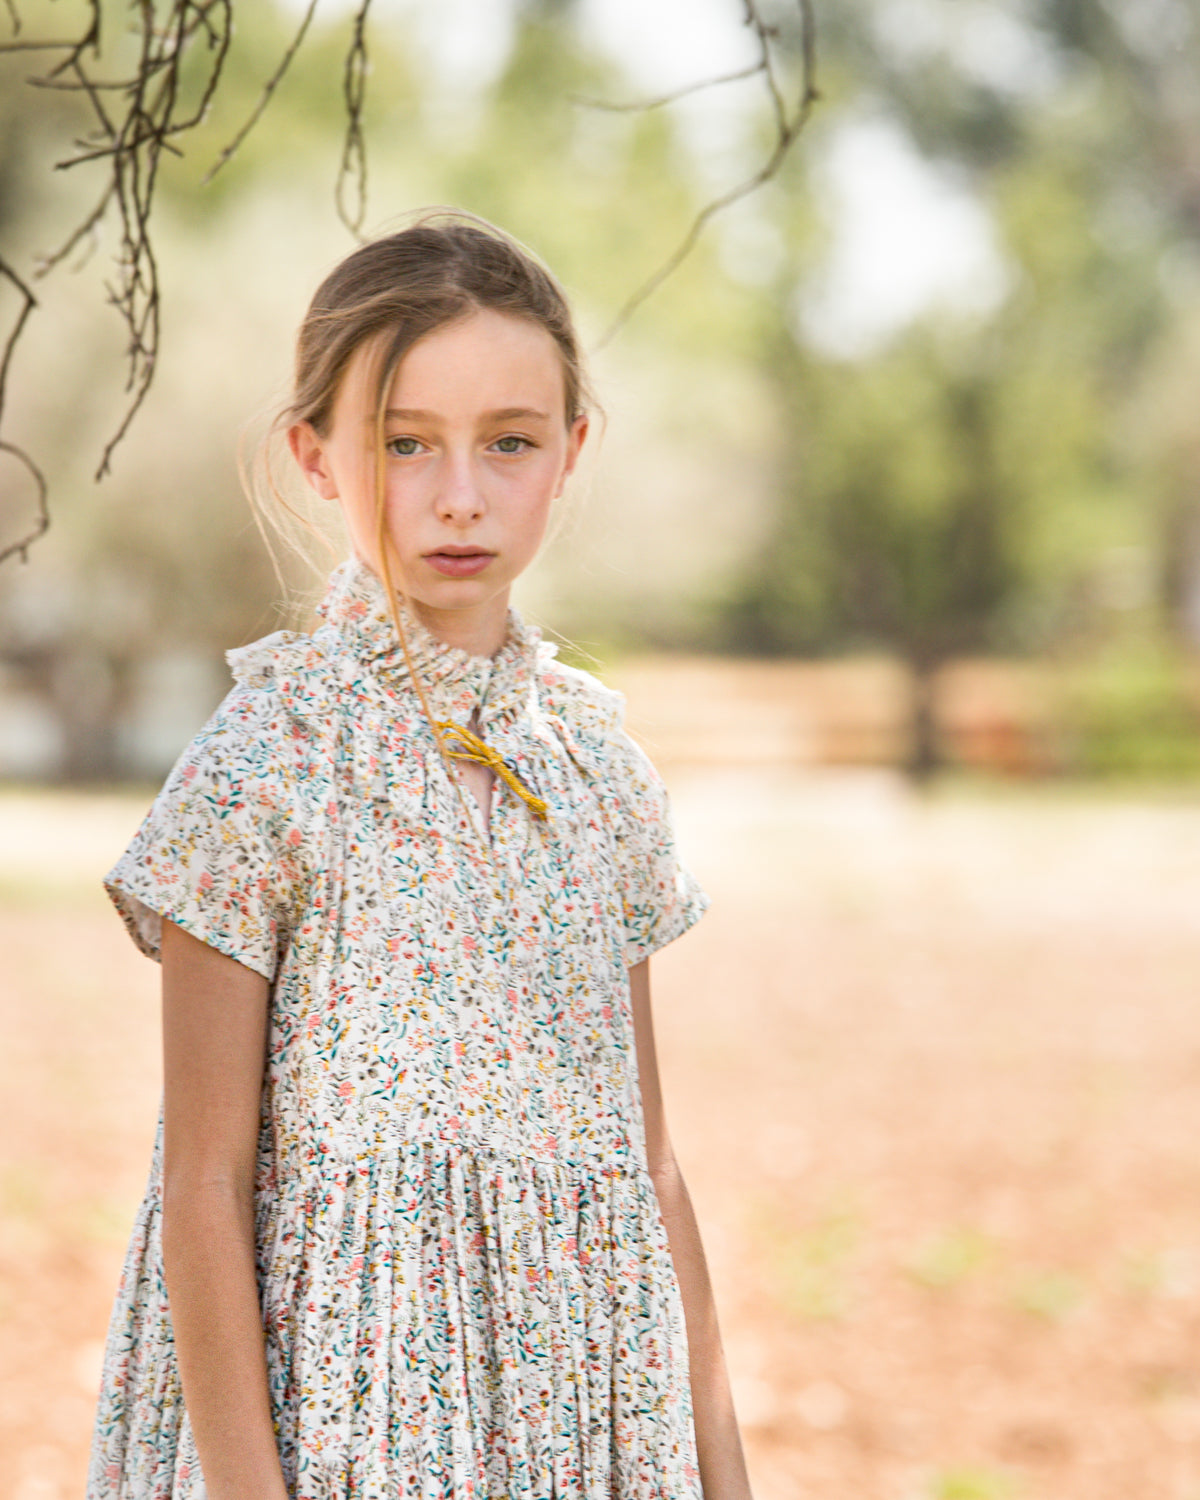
[437, 453, 485, 525]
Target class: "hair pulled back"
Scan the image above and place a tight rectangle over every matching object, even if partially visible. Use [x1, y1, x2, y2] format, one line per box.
[286, 211, 588, 440]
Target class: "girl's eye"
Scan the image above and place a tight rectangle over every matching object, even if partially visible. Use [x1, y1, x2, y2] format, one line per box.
[386, 436, 423, 457]
[493, 435, 531, 455]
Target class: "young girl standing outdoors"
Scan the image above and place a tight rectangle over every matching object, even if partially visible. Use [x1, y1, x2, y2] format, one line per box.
[88, 215, 751, 1500]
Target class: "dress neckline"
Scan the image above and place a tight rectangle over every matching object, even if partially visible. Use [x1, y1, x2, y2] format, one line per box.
[317, 555, 542, 728]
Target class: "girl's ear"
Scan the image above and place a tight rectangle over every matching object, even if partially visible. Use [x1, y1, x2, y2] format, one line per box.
[288, 421, 339, 500]
[556, 413, 589, 495]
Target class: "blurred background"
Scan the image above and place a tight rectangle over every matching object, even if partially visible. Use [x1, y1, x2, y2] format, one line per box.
[3, 2, 1200, 1497]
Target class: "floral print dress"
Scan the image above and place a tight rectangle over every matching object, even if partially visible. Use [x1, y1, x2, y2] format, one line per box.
[87, 557, 709, 1500]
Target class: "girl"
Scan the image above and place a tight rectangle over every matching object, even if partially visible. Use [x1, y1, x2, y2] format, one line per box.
[88, 214, 752, 1500]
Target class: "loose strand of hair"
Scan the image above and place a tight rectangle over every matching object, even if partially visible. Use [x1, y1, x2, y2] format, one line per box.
[370, 355, 492, 861]
[238, 413, 340, 630]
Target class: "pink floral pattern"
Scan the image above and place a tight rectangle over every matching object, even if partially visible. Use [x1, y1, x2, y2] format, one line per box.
[87, 558, 708, 1500]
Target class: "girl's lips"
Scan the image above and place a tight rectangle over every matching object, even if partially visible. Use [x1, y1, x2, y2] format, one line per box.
[425, 550, 495, 578]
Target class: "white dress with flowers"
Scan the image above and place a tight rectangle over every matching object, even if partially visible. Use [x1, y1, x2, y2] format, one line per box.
[87, 558, 709, 1500]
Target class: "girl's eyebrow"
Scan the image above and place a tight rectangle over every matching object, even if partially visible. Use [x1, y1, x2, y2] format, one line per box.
[483, 407, 552, 423]
[380, 406, 552, 424]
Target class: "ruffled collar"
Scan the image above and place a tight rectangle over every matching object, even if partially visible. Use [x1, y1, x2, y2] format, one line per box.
[316, 556, 543, 727]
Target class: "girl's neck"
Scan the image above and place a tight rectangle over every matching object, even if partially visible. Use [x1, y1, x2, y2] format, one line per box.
[405, 591, 512, 659]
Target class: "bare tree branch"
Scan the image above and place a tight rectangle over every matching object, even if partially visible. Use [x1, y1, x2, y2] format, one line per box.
[0, 256, 49, 565]
[0, 256, 36, 413]
[0, 0, 817, 565]
[594, 0, 819, 350]
[1, 0, 383, 521]
[0, 440, 49, 565]
[36, 0, 99, 78]
[169, 1, 234, 138]
[0, 38, 78, 52]
[336, 0, 373, 238]
[33, 182, 115, 277]
[570, 61, 764, 113]
[204, 0, 320, 183]
[3, 2, 239, 480]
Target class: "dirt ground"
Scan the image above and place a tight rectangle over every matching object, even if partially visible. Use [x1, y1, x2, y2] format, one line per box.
[3, 767, 1200, 1500]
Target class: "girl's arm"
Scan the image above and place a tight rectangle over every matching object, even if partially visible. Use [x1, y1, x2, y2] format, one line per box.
[160, 918, 290, 1500]
[629, 958, 754, 1500]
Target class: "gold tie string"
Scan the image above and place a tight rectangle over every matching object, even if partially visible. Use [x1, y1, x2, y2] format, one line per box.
[435, 721, 549, 822]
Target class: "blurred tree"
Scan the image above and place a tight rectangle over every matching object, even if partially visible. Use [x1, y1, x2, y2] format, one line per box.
[0, 0, 816, 566]
[0, 0, 815, 777]
[722, 0, 1190, 774]
[844, 0, 1200, 645]
[724, 331, 1018, 778]
[0, 7, 374, 776]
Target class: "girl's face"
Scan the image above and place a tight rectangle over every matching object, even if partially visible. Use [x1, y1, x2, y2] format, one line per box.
[290, 308, 588, 655]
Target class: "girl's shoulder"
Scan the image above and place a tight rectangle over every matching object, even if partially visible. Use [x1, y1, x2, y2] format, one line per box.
[533, 649, 659, 793]
[535, 649, 626, 732]
[168, 629, 345, 793]
[225, 628, 343, 718]
[534, 648, 709, 960]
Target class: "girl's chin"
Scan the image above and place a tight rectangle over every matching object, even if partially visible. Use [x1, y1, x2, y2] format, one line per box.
[403, 579, 513, 625]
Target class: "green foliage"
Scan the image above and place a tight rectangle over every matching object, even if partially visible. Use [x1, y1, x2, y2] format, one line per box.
[928, 1467, 1019, 1500]
[723, 325, 1028, 665]
[765, 1201, 861, 1322]
[1009, 1268, 1084, 1321]
[725, 119, 1164, 670]
[430, 6, 762, 360]
[3, 0, 777, 774]
[9, 0, 1200, 782]
[905, 1227, 997, 1291]
[712, 0, 1200, 782]
[1121, 1247, 1200, 1300]
[1056, 641, 1200, 778]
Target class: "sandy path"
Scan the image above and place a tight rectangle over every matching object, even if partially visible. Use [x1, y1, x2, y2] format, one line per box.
[3, 774, 1200, 1499]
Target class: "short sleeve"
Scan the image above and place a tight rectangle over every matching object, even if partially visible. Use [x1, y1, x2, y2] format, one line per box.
[104, 685, 311, 981]
[607, 729, 709, 967]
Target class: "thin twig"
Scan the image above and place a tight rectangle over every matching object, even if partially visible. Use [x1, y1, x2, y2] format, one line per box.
[204, 0, 319, 182]
[795, 0, 819, 114]
[31, 72, 175, 91]
[754, 6, 790, 138]
[0, 38, 79, 53]
[43, 0, 99, 78]
[0, 256, 35, 435]
[335, 0, 372, 237]
[67, 53, 117, 146]
[0, 441, 50, 564]
[56, 134, 187, 167]
[167, 0, 233, 137]
[0, 257, 50, 564]
[571, 61, 763, 113]
[2, 0, 20, 34]
[33, 182, 114, 277]
[595, 0, 819, 350]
